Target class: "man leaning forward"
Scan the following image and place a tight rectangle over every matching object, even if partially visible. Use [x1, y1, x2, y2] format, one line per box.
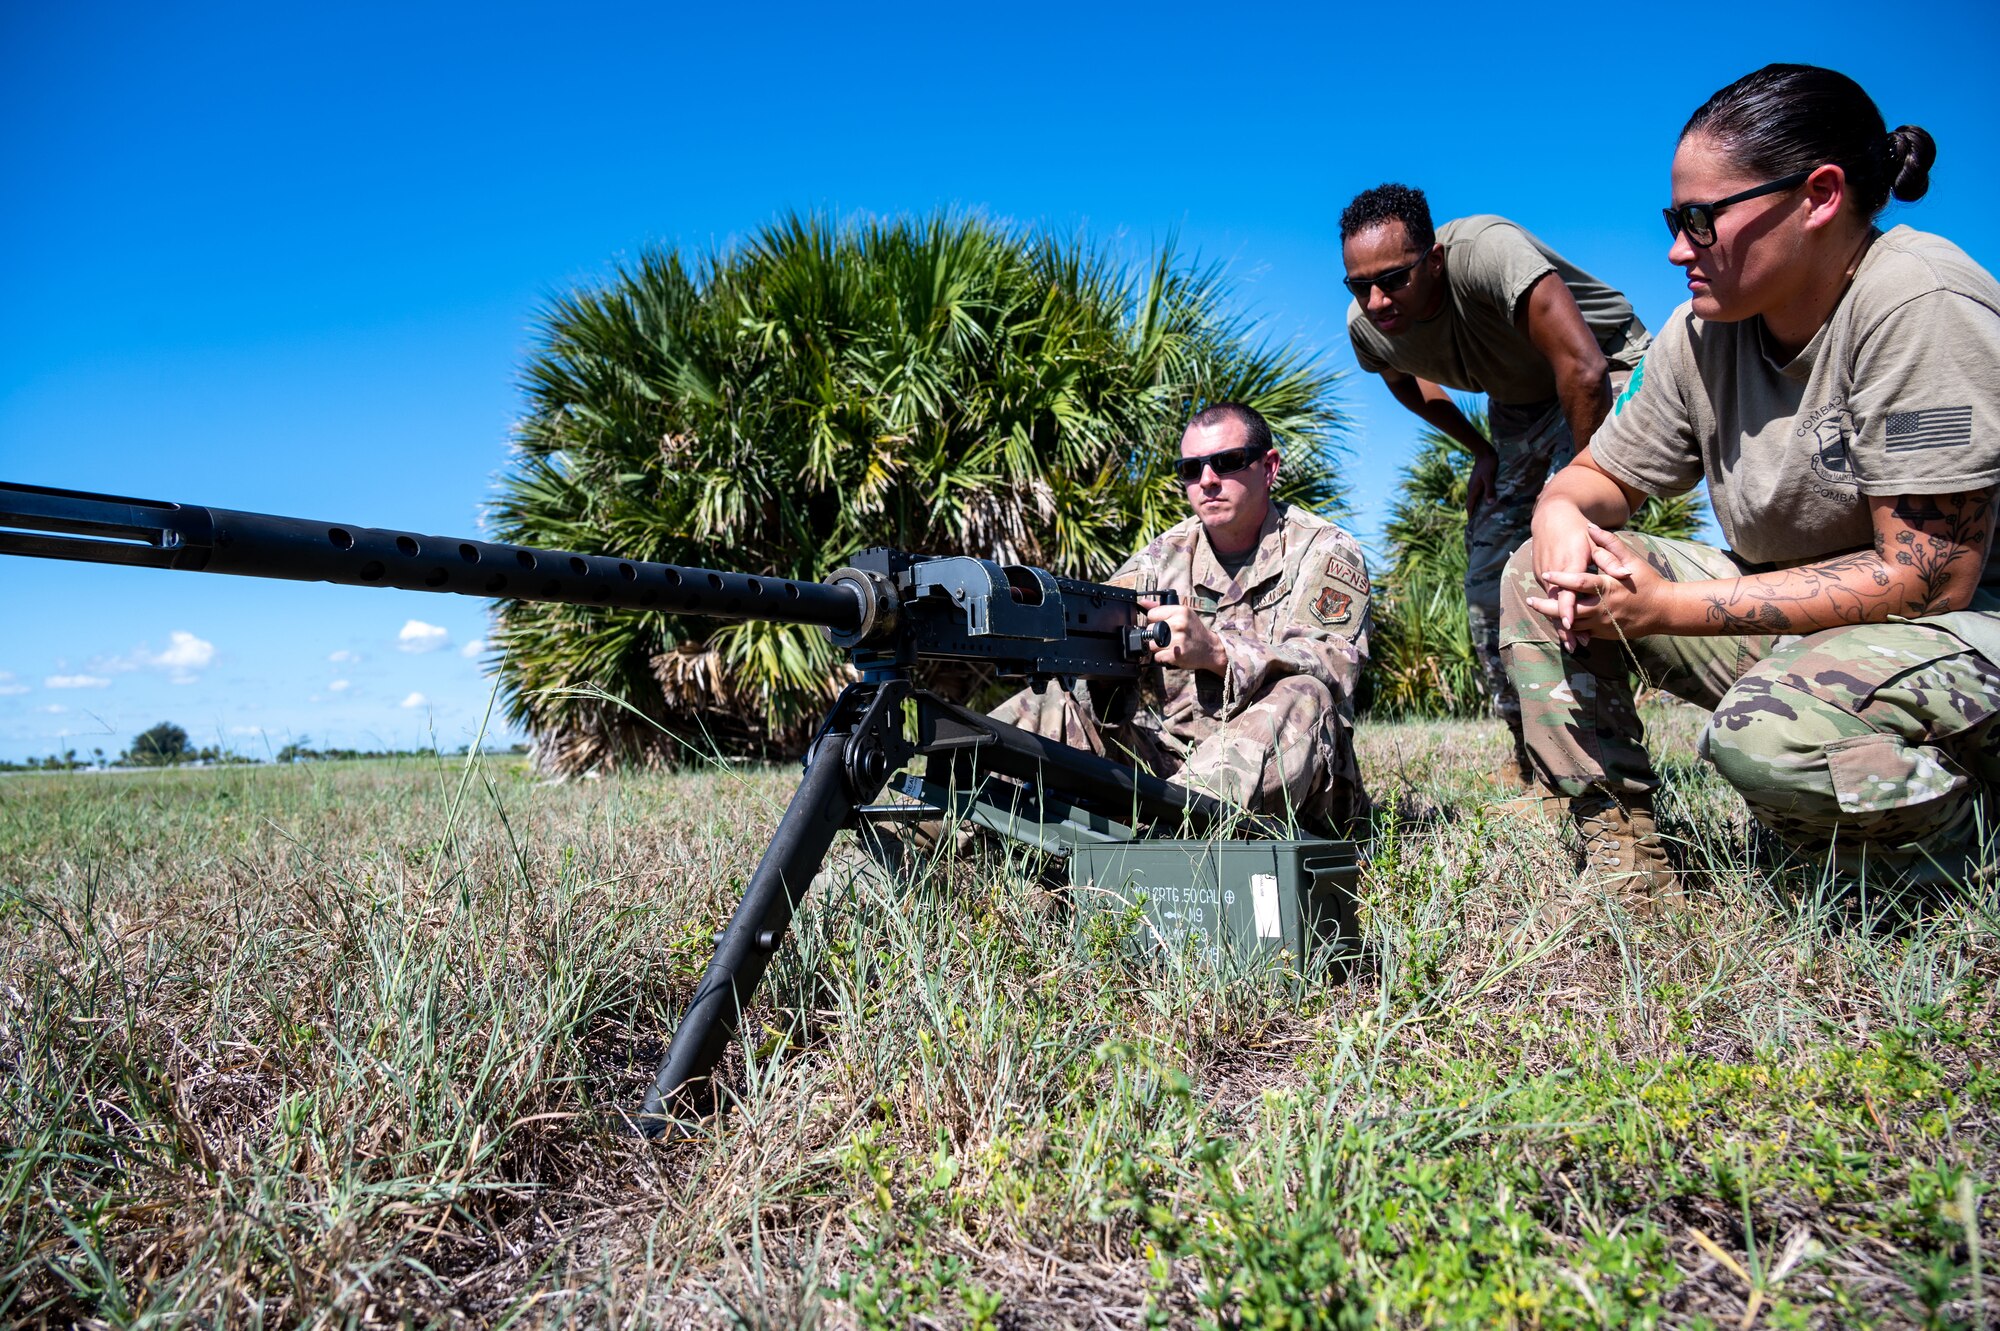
[1341, 184, 1649, 787]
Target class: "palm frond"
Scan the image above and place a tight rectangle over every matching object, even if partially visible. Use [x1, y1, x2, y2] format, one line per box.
[493, 212, 1349, 771]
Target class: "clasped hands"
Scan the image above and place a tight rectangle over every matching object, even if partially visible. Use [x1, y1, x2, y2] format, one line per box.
[1527, 521, 1672, 651]
[1137, 597, 1227, 674]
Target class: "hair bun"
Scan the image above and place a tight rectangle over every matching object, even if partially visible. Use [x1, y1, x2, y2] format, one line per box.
[1887, 125, 1936, 202]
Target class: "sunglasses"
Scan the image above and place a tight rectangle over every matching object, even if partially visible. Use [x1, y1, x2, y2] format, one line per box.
[1175, 443, 1270, 485]
[1343, 246, 1434, 300]
[1661, 169, 1813, 247]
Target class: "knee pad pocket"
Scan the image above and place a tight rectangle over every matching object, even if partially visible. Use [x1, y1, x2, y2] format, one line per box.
[1823, 732, 1969, 815]
[1701, 677, 1827, 789]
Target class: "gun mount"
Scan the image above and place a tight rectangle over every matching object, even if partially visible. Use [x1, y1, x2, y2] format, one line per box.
[2, 480, 1241, 1133]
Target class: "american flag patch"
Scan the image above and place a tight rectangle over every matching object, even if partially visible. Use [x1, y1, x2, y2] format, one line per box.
[1885, 406, 1973, 451]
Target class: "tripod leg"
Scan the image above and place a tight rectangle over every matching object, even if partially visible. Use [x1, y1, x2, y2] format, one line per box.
[637, 679, 907, 1134]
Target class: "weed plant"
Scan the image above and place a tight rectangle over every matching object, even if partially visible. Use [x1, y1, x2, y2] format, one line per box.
[1, 713, 1995, 1327]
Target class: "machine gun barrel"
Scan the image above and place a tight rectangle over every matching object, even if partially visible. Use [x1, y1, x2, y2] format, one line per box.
[0, 481, 868, 633]
[3, 475, 1208, 1130]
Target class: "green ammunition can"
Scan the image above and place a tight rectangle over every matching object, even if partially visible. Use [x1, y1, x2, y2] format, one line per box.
[1067, 838, 1360, 968]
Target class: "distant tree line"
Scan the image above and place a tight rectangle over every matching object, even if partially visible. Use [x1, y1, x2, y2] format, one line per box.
[274, 739, 529, 763]
[0, 722, 528, 773]
[0, 749, 98, 773]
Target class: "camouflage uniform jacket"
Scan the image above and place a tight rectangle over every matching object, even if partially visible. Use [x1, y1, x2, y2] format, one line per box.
[1110, 502, 1371, 752]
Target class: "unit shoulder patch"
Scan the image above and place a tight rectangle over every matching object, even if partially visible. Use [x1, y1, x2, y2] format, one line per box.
[1612, 354, 1645, 417]
[1306, 539, 1367, 629]
[1310, 584, 1355, 627]
[1321, 547, 1368, 587]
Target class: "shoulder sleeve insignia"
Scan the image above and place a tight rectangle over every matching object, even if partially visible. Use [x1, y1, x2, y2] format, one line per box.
[1310, 584, 1354, 627]
[1612, 354, 1645, 417]
[1323, 550, 1367, 586]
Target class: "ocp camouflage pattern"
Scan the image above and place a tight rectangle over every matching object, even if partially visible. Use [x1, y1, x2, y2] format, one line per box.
[1500, 529, 2000, 879]
[1467, 397, 1577, 741]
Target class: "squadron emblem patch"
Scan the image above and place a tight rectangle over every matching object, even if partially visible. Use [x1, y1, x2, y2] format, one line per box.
[1311, 544, 1366, 629]
[1311, 585, 1353, 626]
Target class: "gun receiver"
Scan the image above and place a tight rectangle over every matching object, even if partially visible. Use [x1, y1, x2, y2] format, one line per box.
[1, 480, 1216, 1131]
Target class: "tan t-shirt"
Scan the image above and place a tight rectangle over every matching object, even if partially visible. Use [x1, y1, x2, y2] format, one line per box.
[1347, 215, 1649, 406]
[1592, 226, 2000, 602]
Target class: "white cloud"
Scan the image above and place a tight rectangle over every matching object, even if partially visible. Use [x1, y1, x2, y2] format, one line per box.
[46, 674, 111, 689]
[0, 672, 26, 696]
[398, 620, 449, 653]
[459, 638, 485, 659]
[329, 649, 361, 663]
[229, 725, 269, 737]
[87, 630, 216, 682]
[399, 692, 429, 709]
[152, 631, 214, 671]
[39, 703, 68, 714]
[328, 679, 352, 693]
[149, 630, 215, 684]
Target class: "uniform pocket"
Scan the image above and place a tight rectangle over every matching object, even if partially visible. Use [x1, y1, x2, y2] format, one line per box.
[1249, 583, 1289, 613]
[1822, 732, 1968, 814]
[1775, 626, 2000, 738]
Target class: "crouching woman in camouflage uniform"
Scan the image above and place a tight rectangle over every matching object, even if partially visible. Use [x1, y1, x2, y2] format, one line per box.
[1501, 64, 2000, 895]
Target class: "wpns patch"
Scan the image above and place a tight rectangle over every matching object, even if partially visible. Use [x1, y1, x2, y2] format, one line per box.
[1322, 550, 1367, 587]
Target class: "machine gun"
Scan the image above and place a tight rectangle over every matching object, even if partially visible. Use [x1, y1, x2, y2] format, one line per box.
[3, 479, 1285, 1131]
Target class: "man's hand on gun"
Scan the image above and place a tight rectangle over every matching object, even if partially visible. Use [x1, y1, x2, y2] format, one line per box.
[1139, 597, 1227, 675]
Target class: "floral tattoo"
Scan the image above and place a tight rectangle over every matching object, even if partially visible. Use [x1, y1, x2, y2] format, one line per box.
[1701, 489, 1994, 633]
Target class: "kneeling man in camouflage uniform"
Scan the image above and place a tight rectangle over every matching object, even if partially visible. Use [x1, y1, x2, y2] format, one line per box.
[992, 402, 1372, 834]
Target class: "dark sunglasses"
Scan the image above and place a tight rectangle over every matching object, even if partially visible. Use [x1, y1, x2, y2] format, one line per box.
[1343, 246, 1434, 300]
[1661, 169, 1814, 247]
[1175, 443, 1270, 485]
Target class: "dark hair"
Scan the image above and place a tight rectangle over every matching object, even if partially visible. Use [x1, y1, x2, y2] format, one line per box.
[1188, 401, 1273, 454]
[1339, 183, 1436, 250]
[1681, 63, 1935, 221]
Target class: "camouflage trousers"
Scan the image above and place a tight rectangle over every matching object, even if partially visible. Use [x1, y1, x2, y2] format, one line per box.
[1467, 397, 1578, 748]
[1499, 531, 2000, 878]
[989, 674, 1366, 834]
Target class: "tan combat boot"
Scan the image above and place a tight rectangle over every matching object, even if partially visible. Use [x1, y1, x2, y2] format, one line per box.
[1495, 739, 1536, 792]
[1490, 741, 1563, 823]
[1570, 792, 1679, 912]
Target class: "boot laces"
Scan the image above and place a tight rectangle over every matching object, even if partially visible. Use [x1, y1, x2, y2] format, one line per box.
[1575, 801, 1661, 874]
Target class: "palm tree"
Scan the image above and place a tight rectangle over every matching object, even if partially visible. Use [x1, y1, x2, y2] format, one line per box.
[1368, 413, 1703, 717]
[491, 214, 1348, 772]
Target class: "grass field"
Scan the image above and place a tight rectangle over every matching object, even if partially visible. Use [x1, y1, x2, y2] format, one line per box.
[3, 709, 1996, 1328]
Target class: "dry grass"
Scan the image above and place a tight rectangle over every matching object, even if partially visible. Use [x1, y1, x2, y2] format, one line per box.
[2, 708, 1996, 1327]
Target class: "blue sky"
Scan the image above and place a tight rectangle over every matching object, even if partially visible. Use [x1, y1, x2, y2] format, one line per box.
[4, 0, 1997, 762]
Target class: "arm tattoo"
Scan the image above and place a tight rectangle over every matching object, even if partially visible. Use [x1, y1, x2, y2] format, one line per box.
[1701, 551, 1891, 632]
[1881, 491, 1991, 614]
[1702, 489, 1993, 632]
